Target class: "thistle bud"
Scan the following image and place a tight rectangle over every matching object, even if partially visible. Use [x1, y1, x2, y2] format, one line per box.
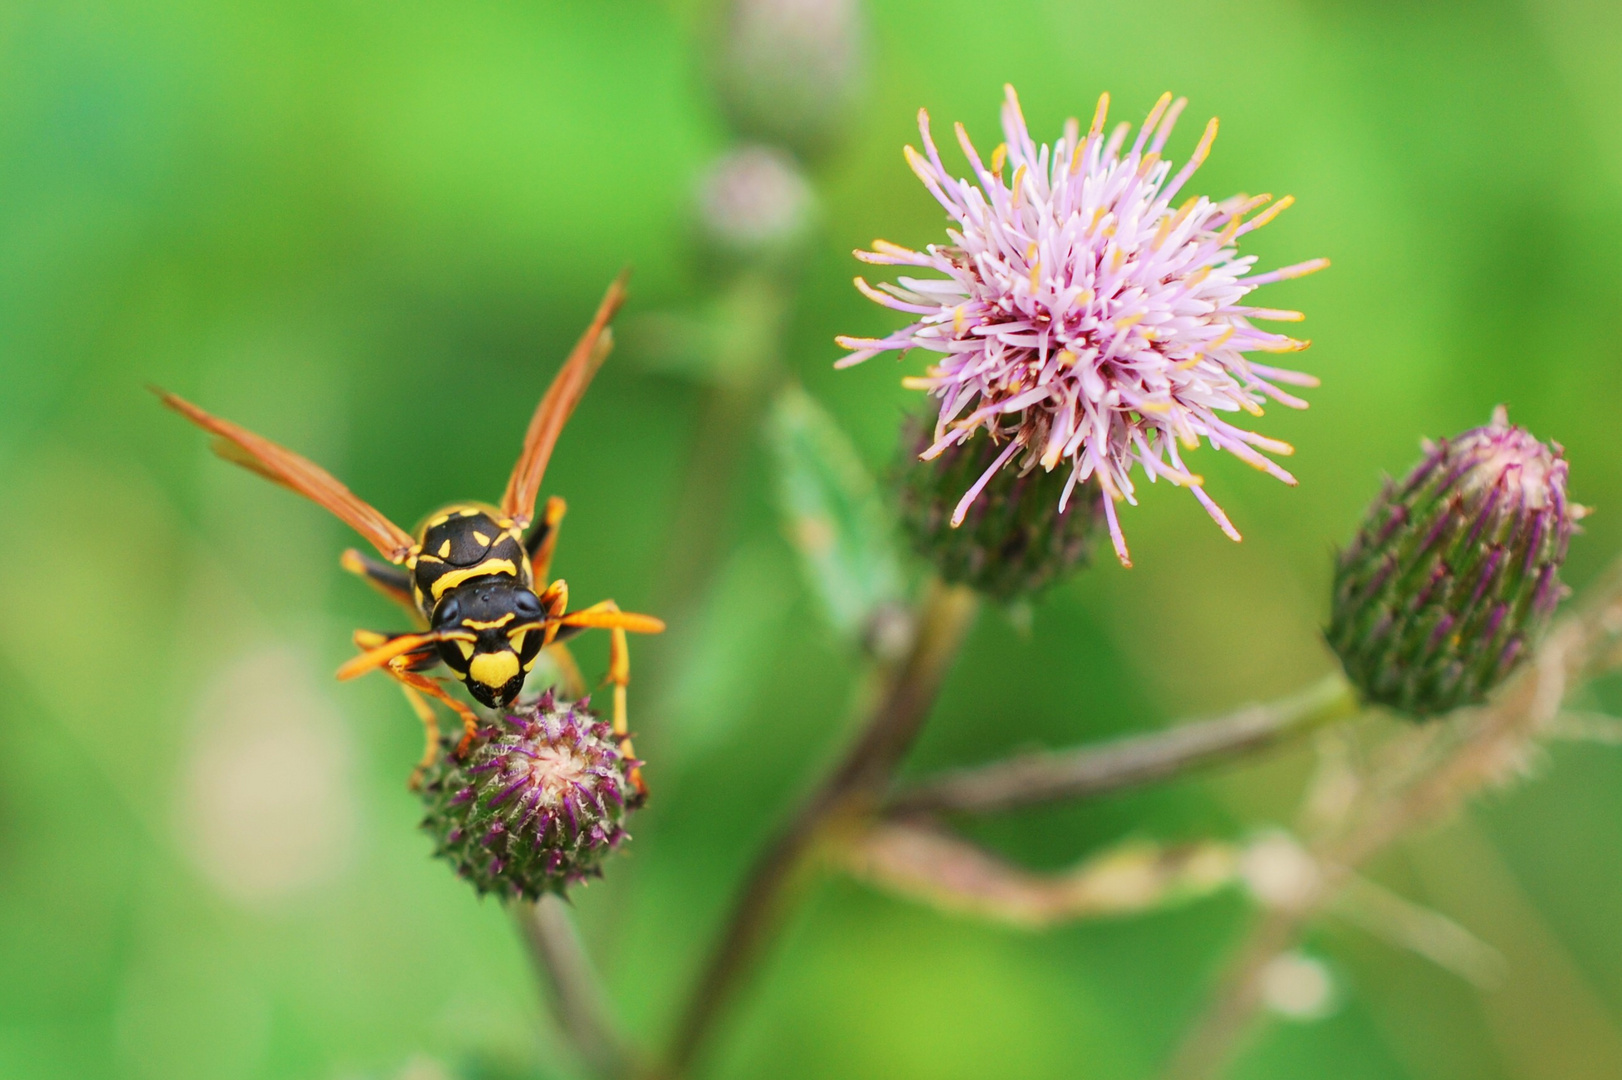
[711, 0, 867, 159]
[1328, 408, 1578, 718]
[695, 144, 817, 262]
[897, 423, 1104, 601]
[419, 692, 636, 900]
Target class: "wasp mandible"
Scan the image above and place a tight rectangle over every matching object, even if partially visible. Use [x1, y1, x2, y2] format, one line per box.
[156, 275, 663, 794]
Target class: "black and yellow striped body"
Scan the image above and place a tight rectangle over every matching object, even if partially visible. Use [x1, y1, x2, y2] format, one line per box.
[407, 504, 547, 707]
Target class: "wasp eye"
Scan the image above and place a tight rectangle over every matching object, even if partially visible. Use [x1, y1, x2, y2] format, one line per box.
[434, 597, 462, 626]
[513, 590, 543, 619]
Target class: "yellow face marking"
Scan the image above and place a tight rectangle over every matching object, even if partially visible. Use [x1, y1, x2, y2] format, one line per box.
[465, 613, 515, 630]
[509, 629, 528, 655]
[469, 650, 520, 688]
[428, 559, 519, 600]
[472, 531, 491, 546]
[437, 540, 451, 558]
[455, 640, 474, 660]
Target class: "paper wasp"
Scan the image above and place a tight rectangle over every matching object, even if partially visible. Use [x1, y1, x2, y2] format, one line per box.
[156, 275, 663, 794]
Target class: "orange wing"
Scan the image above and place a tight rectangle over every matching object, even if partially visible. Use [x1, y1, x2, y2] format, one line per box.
[500, 271, 630, 527]
[155, 389, 418, 563]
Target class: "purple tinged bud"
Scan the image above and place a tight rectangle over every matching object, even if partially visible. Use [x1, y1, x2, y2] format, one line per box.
[1329, 407, 1579, 719]
[417, 693, 640, 901]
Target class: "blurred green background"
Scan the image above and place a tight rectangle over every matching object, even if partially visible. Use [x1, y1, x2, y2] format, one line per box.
[5, 0, 1622, 1077]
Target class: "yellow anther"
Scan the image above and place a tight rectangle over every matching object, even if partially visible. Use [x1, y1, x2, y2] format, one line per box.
[953, 305, 966, 335]
[1142, 92, 1174, 140]
[872, 238, 919, 258]
[1089, 92, 1110, 137]
[1010, 163, 1027, 208]
[1245, 194, 1296, 231]
[1188, 116, 1219, 169]
[990, 142, 1008, 174]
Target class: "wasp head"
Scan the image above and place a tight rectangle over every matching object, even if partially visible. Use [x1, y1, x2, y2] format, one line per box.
[431, 580, 547, 708]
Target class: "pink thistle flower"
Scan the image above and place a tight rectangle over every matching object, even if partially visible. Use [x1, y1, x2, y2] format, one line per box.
[838, 86, 1328, 566]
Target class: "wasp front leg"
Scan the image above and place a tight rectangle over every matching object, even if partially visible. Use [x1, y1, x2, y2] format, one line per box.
[349, 629, 482, 781]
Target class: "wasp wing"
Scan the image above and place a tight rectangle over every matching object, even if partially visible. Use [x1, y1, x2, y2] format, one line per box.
[155, 389, 418, 563]
[500, 271, 629, 528]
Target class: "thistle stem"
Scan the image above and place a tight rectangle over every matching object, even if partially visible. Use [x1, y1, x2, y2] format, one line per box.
[888, 672, 1358, 817]
[657, 579, 980, 1078]
[516, 896, 637, 1080]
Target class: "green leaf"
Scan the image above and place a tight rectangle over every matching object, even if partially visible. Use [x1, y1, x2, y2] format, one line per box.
[767, 384, 906, 641]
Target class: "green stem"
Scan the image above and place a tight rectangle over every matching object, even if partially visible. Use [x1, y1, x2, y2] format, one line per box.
[656, 579, 980, 1078]
[888, 673, 1358, 817]
[516, 896, 637, 1079]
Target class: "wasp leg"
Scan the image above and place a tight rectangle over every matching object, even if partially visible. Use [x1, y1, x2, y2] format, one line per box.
[349, 629, 481, 767]
[341, 549, 420, 619]
[387, 660, 481, 759]
[397, 683, 441, 791]
[538, 579, 570, 647]
[524, 496, 567, 584]
[548, 599, 652, 803]
[605, 615, 646, 805]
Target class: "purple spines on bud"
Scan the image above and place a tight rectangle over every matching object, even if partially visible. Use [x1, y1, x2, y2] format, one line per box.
[895, 416, 1105, 601]
[1328, 407, 1579, 718]
[418, 695, 637, 900]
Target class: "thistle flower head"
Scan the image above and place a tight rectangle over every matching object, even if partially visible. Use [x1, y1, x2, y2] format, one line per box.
[839, 86, 1326, 566]
[1328, 408, 1579, 718]
[419, 692, 636, 900]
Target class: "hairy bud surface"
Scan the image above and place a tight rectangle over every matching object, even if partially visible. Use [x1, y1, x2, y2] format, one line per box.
[1328, 408, 1577, 718]
[419, 693, 636, 900]
[898, 422, 1104, 601]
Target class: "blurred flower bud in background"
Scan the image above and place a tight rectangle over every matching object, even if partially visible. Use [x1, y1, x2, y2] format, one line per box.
[419, 692, 637, 900]
[711, 0, 867, 160]
[896, 418, 1104, 602]
[1328, 407, 1579, 718]
[695, 144, 817, 263]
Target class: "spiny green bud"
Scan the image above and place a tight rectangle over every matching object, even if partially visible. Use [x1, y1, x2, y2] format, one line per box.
[419, 692, 636, 900]
[1328, 407, 1579, 718]
[896, 421, 1104, 601]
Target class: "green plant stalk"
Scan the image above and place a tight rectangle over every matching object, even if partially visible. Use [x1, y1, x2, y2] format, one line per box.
[887, 673, 1358, 816]
[1161, 554, 1622, 1080]
[657, 578, 980, 1078]
[516, 896, 637, 1080]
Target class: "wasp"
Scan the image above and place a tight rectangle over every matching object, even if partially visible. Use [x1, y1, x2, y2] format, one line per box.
[156, 275, 663, 794]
